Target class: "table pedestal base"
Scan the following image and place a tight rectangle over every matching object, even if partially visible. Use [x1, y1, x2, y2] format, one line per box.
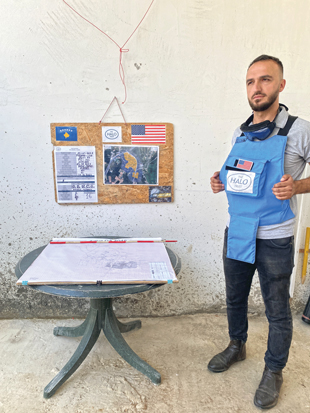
[44, 298, 161, 399]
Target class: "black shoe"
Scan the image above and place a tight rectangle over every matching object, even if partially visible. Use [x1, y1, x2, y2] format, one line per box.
[254, 365, 283, 410]
[207, 340, 246, 373]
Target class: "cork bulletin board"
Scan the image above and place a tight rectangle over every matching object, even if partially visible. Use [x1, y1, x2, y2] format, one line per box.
[51, 123, 174, 204]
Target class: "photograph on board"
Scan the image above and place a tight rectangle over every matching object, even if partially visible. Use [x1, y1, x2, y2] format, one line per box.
[149, 186, 172, 203]
[104, 145, 159, 185]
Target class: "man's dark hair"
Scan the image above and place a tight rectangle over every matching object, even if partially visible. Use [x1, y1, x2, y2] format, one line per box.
[248, 55, 283, 75]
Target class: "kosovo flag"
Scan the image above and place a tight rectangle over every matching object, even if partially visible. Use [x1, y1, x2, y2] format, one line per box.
[56, 127, 78, 141]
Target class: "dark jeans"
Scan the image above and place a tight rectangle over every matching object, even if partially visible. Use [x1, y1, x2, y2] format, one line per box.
[223, 227, 294, 371]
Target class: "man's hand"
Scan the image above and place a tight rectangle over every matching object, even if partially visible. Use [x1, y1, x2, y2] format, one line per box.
[272, 174, 295, 200]
[210, 171, 225, 193]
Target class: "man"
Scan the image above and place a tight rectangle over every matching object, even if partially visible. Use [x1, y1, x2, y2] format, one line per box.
[209, 55, 310, 410]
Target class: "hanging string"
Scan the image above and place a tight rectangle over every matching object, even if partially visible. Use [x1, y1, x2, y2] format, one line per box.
[98, 96, 127, 125]
[119, 47, 129, 104]
[63, 0, 155, 104]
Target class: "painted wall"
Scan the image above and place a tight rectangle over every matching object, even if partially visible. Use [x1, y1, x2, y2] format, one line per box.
[1, 0, 310, 318]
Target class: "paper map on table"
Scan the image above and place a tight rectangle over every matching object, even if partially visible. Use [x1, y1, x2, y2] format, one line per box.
[16, 240, 178, 285]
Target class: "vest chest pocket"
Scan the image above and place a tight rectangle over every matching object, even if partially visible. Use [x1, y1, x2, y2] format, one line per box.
[224, 156, 267, 197]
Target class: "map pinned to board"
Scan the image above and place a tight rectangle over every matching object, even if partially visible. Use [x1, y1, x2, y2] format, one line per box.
[104, 145, 158, 185]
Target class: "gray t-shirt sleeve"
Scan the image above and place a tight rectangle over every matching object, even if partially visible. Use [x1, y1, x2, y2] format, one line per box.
[284, 117, 310, 179]
[231, 127, 242, 146]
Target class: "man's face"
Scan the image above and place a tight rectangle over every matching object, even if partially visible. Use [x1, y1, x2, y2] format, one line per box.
[246, 60, 286, 112]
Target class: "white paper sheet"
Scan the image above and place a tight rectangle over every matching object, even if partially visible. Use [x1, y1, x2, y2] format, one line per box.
[54, 146, 98, 203]
[17, 241, 178, 285]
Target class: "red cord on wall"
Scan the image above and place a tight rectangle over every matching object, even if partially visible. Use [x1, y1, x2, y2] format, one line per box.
[63, 0, 155, 104]
[98, 96, 127, 125]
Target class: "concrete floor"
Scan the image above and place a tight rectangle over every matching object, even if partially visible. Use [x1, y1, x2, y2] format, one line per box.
[1, 313, 310, 413]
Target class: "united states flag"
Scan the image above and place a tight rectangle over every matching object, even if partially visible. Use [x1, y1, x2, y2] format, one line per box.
[131, 124, 166, 144]
[236, 159, 253, 171]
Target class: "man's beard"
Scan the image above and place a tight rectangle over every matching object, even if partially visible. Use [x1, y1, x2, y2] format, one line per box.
[248, 89, 279, 112]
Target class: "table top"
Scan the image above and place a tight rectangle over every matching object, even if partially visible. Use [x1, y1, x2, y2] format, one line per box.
[15, 240, 181, 299]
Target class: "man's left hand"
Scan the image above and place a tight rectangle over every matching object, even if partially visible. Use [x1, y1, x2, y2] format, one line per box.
[272, 174, 295, 200]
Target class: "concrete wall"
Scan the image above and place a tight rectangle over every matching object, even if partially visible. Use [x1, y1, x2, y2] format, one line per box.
[2, 0, 310, 318]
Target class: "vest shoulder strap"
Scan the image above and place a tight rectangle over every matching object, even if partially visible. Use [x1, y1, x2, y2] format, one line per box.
[277, 115, 298, 136]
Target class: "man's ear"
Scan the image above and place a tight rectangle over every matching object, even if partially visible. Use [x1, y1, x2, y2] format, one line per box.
[279, 79, 286, 93]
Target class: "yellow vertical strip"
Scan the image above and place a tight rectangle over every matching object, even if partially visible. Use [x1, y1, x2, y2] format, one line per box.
[302, 227, 310, 284]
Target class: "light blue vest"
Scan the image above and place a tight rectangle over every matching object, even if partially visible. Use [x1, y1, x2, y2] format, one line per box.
[219, 116, 297, 263]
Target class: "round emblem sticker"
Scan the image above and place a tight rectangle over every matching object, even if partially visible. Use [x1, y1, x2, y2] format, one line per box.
[228, 172, 252, 192]
[105, 129, 119, 140]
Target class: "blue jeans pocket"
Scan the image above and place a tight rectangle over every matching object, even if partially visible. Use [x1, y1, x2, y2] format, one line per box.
[269, 236, 294, 248]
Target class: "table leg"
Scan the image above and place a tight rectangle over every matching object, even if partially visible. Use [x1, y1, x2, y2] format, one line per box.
[103, 301, 161, 385]
[53, 310, 93, 337]
[44, 298, 160, 398]
[43, 305, 101, 399]
[116, 318, 142, 333]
